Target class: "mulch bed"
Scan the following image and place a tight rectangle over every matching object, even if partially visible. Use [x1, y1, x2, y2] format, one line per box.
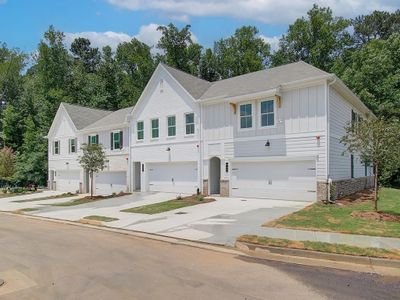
[335, 189, 374, 206]
[336, 189, 400, 223]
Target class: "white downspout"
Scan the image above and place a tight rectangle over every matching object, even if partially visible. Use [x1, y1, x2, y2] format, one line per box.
[326, 75, 336, 201]
[199, 102, 203, 195]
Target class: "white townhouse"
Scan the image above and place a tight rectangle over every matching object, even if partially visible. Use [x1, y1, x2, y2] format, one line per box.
[47, 103, 132, 195]
[48, 61, 373, 201]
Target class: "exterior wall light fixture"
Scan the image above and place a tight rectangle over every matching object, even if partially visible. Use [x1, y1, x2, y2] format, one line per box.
[265, 140, 270, 147]
[166, 147, 171, 151]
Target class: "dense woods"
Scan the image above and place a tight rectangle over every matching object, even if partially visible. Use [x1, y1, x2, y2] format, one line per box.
[0, 5, 399, 186]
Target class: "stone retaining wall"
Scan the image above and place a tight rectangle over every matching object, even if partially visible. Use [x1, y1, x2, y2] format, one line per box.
[318, 176, 374, 201]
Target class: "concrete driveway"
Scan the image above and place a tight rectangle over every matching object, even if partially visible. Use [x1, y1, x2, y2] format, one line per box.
[0, 191, 309, 246]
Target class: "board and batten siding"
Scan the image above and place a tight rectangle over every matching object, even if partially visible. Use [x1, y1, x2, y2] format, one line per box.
[329, 88, 368, 180]
[202, 84, 327, 180]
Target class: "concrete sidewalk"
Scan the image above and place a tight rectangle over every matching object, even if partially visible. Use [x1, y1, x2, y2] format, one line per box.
[257, 227, 400, 250]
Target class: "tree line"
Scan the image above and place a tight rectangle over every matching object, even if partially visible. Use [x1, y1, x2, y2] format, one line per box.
[0, 4, 399, 186]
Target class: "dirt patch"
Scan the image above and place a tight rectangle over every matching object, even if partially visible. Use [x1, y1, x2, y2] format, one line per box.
[335, 189, 374, 206]
[351, 211, 400, 222]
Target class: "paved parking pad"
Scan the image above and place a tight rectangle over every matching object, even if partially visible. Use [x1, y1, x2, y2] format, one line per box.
[0, 191, 309, 245]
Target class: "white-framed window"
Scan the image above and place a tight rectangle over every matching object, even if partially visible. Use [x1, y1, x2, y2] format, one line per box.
[68, 138, 77, 154]
[260, 99, 275, 127]
[151, 118, 159, 139]
[53, 140, 60, 155]
[185, 113, 195, 135]
[239, 103, 253, 129]
[111, 131, 123, 150]
[137, 121, 144, 140]
[167, 115, 176, 137]
[88, 135, 98, 145]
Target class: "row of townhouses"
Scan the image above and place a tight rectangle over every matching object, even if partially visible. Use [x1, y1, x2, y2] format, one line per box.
[47, 61, 374, 202]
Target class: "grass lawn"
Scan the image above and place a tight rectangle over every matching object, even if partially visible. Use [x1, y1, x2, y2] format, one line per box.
[121, 195, 215, 214]
[13, 193, 76, 203]
[49, 193, 130, 207]
[83, 215, 119, 222]
[0, 190, 42, 199]
[265, 188, 400, 238]
[18, 207, 39, 212]
[237, 235, 400, 260]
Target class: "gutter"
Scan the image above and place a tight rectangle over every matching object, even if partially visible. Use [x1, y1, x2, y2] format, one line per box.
[326, 75, 337, 201]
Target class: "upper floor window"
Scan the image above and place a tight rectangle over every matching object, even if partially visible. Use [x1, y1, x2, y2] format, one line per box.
[151, 119, 159, 139]
[260, 100, 275, 127]
[185, 113, 195, 135]
[111, 131, 123, 150]
[88, 135, 98, 145]
[167, 115, 176, 137]
[240, 103, 252, 129]
[53, 140, 60, 155]
[68, 138, 77, 154]
[137, 121, 144, 140]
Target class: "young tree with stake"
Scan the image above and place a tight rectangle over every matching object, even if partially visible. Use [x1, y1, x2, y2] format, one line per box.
[341, 117, 400, 211]
[79, 143, 106, 197]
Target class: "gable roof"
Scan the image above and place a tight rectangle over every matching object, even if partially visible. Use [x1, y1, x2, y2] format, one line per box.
[199, 61, 330, 101]
[83, 106, 133, 130]
[161, 63, 212, 99]
[62, 103, 112, 130]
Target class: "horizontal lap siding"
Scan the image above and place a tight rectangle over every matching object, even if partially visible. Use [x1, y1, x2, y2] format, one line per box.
[329, 88, 366, 180]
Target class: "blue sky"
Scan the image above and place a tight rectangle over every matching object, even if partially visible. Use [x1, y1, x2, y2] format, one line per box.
[0, 0, 398, 53]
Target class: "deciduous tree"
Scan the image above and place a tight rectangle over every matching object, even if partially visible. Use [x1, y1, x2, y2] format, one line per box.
[79, 143, 106, 197]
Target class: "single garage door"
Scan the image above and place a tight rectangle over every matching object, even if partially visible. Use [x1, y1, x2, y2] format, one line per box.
[95, 171, 127, 196]
[148, 162, 198, 194]
[231, 160, 316, 201]
[55, 170, 81, 193]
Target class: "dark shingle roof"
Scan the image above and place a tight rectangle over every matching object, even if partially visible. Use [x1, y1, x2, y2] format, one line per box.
[83, 106, 133, 130]
[199, 61, 330, 100]
[62, 103, 112, 130]
[161, 64, 212, 99]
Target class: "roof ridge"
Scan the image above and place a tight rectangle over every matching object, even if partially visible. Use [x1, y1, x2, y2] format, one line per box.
[160, 63, 212, 84]
[61, 102, 112, 113]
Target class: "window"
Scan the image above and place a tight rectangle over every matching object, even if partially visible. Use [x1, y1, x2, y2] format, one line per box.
[53, 140, 60, 155]
[260, 100, 275, 127]
[151, 119, 159, 138]
[137, 121, 144, 140]
[240, 103, 252, 129]
[111, 131, 123, 150]
[351, 154, 354, 178]
[88, 135, 98, 145]
[167, 116, 176, 137]
[185, 113, 195, 135]
[69, 138, 77, 154]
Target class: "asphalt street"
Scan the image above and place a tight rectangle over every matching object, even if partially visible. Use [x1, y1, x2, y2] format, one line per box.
[0, 214, 398, 299]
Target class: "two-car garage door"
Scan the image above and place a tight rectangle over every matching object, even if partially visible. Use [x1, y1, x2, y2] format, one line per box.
[231, 160, 316, 202]
[148, 162, 198, 194]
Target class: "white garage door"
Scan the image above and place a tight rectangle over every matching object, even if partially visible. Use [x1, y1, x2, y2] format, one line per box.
[231, 160, 316, 202]
[148, 162, 198, 194]
[56, 170, 80, 193]
[95, 171, 127, 196]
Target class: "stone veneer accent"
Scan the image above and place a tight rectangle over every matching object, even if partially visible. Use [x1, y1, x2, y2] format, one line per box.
[220, 180, 229, 197]
[317, 176, 374, 201]
[202, 179, 209, 196]
[332, 176, 374, 200]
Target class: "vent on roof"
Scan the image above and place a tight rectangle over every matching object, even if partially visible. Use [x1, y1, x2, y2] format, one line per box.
[160, 79, 164, 93]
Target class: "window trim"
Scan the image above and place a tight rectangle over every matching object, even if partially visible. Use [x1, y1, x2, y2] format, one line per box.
[111, 130, 123, 150]
[136, 121, 144, 141]
[88, 134, 98, 145]
[185, 112, 195, 136]
[53, 140, 60, 155]
[68, 138, 77, 154]
[151, 118, 159, 139]
[259, 99, 276, 128]
[238, 102, 254, 131]
[167, 115, 176, 137]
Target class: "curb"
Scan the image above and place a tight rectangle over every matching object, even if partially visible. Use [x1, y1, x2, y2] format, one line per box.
[235, 241, 400, 270]
[1, 211, 399, 276]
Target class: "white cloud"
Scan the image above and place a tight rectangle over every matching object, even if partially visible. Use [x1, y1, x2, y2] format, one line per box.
[65, 23, 197, 53]
[260, 35, 281, 52]
[107, 0, 399, 24]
